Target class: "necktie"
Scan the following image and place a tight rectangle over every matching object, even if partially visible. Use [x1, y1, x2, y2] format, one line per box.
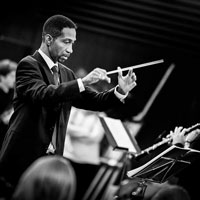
[52, 65, 60, 85]
[47, 65, 60, 154]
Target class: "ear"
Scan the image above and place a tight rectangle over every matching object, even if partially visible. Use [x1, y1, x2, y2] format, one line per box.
[45, 34, 53, 46]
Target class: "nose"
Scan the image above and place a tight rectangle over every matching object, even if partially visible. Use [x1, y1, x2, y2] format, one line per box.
[66, 44, 73, 54]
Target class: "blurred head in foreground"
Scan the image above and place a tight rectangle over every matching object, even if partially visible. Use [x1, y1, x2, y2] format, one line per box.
[12, 155, 76, 200]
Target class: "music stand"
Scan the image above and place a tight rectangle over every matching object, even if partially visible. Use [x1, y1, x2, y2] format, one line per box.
[99, 116, 141, 154]
[126, 145, 200, 199]
[99, 116, 142, 199]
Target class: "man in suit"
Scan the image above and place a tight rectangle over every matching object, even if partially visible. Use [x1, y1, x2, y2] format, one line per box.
[0, 14, 137, 194]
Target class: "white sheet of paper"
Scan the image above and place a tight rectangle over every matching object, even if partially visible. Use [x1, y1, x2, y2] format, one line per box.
[103, 117, 137, 153]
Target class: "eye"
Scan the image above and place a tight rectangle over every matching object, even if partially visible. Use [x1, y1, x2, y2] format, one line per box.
[63, 39, 74, 45]
[64, 40, 70, 44]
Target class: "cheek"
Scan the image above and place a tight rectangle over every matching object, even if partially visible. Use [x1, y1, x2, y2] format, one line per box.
[55, 46, 65, 57]
[54, 42, 66, 53]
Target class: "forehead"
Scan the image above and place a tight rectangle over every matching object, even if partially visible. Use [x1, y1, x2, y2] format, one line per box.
[60, 27, 76, 42]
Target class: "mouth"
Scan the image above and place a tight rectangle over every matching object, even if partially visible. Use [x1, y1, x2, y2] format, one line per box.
[59, 55, 69, 62]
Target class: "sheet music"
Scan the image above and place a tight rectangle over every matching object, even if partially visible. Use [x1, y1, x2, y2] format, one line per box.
[102, 117, 138, 153]
[127, 145, 190, 178]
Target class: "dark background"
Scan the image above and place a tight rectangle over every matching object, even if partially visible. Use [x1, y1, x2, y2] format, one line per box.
[1, 1, 200, 199]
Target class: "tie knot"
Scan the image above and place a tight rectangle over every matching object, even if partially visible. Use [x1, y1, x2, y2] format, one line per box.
[52, 65, 58, 73]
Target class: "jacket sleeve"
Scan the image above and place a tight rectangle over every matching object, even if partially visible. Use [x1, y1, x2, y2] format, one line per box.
[15, 56, 81, 106]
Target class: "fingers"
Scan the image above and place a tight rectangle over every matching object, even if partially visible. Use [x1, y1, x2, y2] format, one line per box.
[95, 69, 111, 83]
[171, 126, 186, 138]
[129, 81, 137, 90]
[117, 66, 122, 77]
[87, 66, 137, 86]
[128, 68, 133, 76]
[127, 68, 137, 83]
[175, 126, 183, 132]
[90, 68, 111, 84]
[131, 71, 137, 82]
[104, 76, 111, 83]
[118, 66, 135, 78]
[93, 68, 106, 78]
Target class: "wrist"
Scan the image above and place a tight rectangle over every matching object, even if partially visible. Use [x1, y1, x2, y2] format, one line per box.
[81, 77, 88, 86]
[116, 85, 126, 95]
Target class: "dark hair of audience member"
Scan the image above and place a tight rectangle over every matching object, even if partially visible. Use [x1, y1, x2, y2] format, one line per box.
[12, 155, 76, 200]
[150, 184, 191, 200]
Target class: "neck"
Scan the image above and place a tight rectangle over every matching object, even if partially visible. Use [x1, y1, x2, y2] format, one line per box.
[40, 44, 56, 63]
[40, 44, 49, 56]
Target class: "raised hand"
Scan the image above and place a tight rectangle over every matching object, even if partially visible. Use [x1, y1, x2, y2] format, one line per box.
[117, 66, 137, 94]
[170, 126, 186, 145]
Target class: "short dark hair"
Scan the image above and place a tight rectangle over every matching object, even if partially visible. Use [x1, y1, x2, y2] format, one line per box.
[42, 14, 77, 39]
[151, 185, 191, 200]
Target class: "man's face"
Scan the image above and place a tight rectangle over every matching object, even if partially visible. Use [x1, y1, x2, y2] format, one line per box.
[50, 28, 76, 63]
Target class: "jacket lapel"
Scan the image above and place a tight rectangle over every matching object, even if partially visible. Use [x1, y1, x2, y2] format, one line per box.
[32, 51, 55, 85]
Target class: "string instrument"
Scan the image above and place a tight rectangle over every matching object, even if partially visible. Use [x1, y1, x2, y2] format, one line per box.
[135, 123, 200, 158]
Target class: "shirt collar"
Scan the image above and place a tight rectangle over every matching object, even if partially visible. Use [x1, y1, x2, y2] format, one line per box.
[38, 49, 58, 70]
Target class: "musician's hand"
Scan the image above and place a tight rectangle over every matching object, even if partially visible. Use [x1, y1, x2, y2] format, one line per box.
[82, 68, 111, 86]
[170, 126, 186, 145]
[117, 67, 137, 95]
[185, 129, 200, 144]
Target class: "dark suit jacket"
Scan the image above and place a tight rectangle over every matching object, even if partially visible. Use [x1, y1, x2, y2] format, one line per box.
[0, 50, 123, 186]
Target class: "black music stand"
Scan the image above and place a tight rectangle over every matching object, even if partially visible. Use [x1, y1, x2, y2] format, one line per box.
[126, 145, 200, 199]
[99, 116, 142, 200]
